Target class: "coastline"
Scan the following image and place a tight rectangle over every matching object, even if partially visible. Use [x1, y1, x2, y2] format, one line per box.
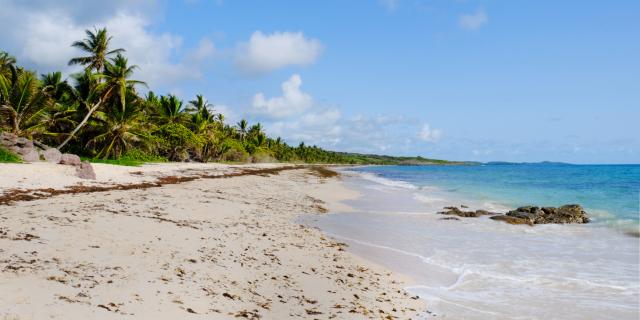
[307, 167, 640, 319]
[0, 163, 427, 319]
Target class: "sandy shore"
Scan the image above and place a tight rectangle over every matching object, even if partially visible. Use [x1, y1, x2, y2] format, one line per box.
[0, 163, 426, 319]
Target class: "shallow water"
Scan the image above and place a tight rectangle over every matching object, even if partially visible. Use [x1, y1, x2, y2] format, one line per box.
[301, 166, 640, 319]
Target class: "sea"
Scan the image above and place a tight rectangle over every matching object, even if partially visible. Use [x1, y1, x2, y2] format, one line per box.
[301, 163, 640, 319]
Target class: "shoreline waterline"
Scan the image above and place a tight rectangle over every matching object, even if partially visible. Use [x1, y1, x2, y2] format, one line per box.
[301, 167, 640, 319]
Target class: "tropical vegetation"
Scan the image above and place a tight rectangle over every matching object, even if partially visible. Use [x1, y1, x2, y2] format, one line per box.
[0, 28, 453, 165]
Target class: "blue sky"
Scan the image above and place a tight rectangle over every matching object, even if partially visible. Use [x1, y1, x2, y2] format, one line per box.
[1, 0, 638, 163]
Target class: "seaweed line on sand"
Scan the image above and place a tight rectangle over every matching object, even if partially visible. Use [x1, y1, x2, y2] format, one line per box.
[0, 165, 339, 207]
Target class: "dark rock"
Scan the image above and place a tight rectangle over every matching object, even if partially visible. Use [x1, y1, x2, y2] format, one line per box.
[475, 210, 498, 216]
[41, 148, 62, 163]
[490, 215, 533, 225]
[504, 205, 589, 224]
[556, 204, 590, 224]
[76, 161, 96, 180]
[439, 217, 461, 221]
[438, 206, 497, 218]
[60, 154, 81, 166]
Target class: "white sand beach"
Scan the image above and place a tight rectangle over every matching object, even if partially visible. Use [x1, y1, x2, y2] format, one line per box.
[0, 163, 426, 319]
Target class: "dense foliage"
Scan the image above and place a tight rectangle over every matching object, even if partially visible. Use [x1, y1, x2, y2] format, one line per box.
[0, 28, 453, 165]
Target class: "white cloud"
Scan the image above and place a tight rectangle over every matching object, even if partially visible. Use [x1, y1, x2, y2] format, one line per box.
[0, 0, 211, 89]
[379, 0, 399, 12]
[246, 75, 439, 153]
[235, 31, 323, 74]
[419, 124, 442, 142]
[186, 38, 216, 62]
[251, 74, 313, 118]
[20, 11, 85, 69]
[267, 109, 343, 146]
[459, 9, 488, 31]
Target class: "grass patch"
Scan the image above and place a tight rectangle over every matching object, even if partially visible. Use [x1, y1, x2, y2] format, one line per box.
[82, 157, 144, 167]
[0, 146, 22, 163]
[82, 150, 168, 167]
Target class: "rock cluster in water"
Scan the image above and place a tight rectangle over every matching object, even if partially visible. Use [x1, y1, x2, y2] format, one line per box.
[438, 206, 498, 218]
[439, 204, 590, 225]
[1, 132, 96, 180]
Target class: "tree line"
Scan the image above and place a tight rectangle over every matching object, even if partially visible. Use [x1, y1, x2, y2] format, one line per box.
[0, 28, 366, 164]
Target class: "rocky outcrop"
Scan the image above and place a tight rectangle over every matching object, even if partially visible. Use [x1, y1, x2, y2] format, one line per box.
[0, 132, 96, 180]
[1, 132, 39, 162]
[438, 206, 499, 218]
[490, 205, 590, 225]
[60, 153, 81, 166]
[489, 214, 533, 225]
[76, 161, 96, 180]
[41, 148, 62, 163]
[440, 204, 590, 225]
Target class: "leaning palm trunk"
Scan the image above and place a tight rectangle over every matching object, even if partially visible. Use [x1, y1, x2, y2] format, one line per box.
[57, 98, 102, 150]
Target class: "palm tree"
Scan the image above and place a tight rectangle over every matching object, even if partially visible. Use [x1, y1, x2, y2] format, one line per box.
[41, 71, 72, 101]
[236, 119, 248, 140]
[97, 54, 146, 111]
[157, 94, 187, 124]
[0, 70, 51, 137]
[248, 123, 262, 137]
[88, 94, 151, 159]
[68, 28, 124, 72]
[58, 55, 145, 150]
[187, 94, 212, 114]
[0, 51, 17, 92]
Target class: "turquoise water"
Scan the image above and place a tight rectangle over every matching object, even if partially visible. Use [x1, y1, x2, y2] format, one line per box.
[351, 164, 640, 229]
[302, 164, 640, 319]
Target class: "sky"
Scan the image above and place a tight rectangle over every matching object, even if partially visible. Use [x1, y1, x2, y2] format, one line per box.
[1, 0, 639, 163]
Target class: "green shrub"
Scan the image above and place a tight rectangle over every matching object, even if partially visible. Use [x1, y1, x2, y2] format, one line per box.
[251, 149, 277, 163]
[154, 123, 204, 161]
[220, 139, 249, 162]
[0, 146, 22, 163]
[121, 149, 167, 163]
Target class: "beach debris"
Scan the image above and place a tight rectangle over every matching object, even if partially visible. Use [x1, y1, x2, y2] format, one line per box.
[234, 309, 260, 319]
[305, 308, 323, 315]
[186, 307, 197, 314]
[491, 205, 590, 225]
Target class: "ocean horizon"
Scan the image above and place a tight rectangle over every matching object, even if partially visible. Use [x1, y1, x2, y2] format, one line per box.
[302, 163, 640, 319]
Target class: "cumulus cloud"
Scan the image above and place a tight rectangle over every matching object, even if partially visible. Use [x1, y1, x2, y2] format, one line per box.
[235, 31, 323, 74]
[0, 0, 213, 88]
[418, 124, 442, 142]
[246, 75, 440, 153]
[251, 74, 313, 118]
[459, 9, 488, 31]
[267, 109, 343, 146]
